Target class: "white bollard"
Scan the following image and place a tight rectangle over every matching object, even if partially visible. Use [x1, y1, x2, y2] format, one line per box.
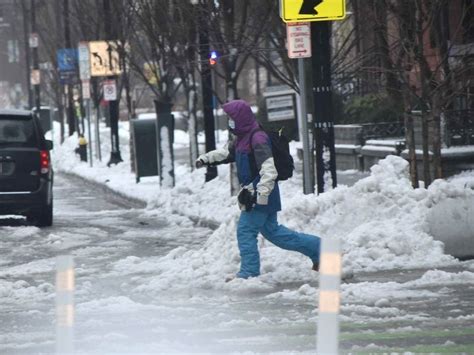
[56, 255, 75, 354]
[316, 238, 342, 355]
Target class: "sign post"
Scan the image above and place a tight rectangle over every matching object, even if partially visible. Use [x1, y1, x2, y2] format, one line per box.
[89, 37, 124, 166]
[287, 22, 314, 194]
[78, 42, 93, 167]
[280, 0, 345, 193]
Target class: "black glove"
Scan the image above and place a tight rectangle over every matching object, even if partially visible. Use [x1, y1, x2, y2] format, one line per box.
[195, 159, 205, 169]
[238, 188, 256, 212]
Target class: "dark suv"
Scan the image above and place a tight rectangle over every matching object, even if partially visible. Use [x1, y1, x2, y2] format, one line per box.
[0, 110, 53, 226]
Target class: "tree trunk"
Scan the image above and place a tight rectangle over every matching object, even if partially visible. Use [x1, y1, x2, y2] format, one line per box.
[405, 110, 419, 188]
[415, 0, 431, 187]
[431, 98, 443, 179]
[187, 82, 199, 170]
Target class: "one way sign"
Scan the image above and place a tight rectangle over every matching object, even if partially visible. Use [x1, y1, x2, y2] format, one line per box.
[287, 22, 311, 59]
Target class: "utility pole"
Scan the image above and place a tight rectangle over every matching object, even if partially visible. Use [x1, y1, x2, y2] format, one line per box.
[104, 0, 123, 166]
[21, 0, 32, 109]
[54, 0, 65, 143]
[63, 0, 76, 136]
[197, 0, 217, 182]
[30, 0, 40, 112]
[311, 21, 337, 194]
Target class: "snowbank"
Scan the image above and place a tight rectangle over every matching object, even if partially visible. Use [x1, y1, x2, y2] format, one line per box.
[53, 122, 474, 293]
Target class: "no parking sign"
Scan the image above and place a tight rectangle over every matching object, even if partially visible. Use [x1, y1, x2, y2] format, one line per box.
[103, 80, 117, 101]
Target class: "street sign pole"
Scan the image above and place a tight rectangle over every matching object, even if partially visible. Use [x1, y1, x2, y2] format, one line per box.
[311, 21, 337, 194]
[30, 0, 41, 112]
[86, 98, 93, 167]
[103, 0, 123, 167]
[298, 58, 314, 194]
[287, 21, 314, 194]
[79, 42, 93, 166]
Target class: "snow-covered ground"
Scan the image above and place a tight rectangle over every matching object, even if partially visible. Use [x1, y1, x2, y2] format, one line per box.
[1, 119, 474, 353]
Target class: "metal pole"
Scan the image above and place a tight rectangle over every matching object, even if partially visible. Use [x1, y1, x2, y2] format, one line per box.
[104, 0, 123, 166]
[197, 1, 217, 182]
[30, 0, 40, 112]
[87, 99, 93, 167]
[64, 0, 75, 136]
[95, 105, 102, 161]
[311, 21, 337, 194]
[21, 0, 32, 109]
[298, 58, 314, 194]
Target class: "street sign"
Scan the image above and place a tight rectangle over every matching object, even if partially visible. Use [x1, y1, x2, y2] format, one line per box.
[281, 0, 346, 23]
[30, 69, 40, 85]
[287, 22, 311, 58]
[57, 49, 78, 72]
[59, 71, 77, 85]
[266, 95, 296, 121]
[103, 80, 117, 101]
[89, 41, 122, 77]
[82, 80, 91, 100]
[29, 33, 39, 48]
[78, 42, 91, 80]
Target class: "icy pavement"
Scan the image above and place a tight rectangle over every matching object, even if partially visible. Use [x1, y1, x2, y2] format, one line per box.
[1, 173, 474, 353]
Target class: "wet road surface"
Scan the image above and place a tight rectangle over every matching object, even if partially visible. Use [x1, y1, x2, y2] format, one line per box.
[0, 173, 473, 354]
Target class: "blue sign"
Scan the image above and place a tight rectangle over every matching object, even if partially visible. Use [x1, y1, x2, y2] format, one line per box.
[57, 49, 78, 72]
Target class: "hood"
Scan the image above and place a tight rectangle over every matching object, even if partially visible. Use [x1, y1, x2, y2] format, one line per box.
[222, 100, 259, 136]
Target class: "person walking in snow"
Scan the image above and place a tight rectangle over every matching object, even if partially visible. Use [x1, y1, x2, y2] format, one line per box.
[196, 99, 321, 280]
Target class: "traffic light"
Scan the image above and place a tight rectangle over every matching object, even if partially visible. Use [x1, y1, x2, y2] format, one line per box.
[209, 51, 218, 66]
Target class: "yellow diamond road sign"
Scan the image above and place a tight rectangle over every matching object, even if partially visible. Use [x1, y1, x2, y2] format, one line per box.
[281, 0, 346, 23]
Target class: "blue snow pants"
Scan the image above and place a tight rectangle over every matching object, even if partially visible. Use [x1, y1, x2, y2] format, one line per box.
[236, 209, 321, 279]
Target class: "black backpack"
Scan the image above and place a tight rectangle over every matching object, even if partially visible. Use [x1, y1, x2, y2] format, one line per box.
[250, 128, 295, 181]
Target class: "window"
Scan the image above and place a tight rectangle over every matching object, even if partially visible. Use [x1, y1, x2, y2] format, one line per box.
[0, 117, 38, 147]
[463, 0, 474, 43]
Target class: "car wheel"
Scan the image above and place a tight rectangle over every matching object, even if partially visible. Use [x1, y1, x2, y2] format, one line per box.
[28, 202, 53, 227]
[38, 202, 53, 227]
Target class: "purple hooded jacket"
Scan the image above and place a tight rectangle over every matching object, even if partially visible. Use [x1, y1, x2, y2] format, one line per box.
[222, 100, 281, 213]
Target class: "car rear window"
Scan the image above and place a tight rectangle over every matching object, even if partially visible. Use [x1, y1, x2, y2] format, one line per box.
[0, 115, 38, 147]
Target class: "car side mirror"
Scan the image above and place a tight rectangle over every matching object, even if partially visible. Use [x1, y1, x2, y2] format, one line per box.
[45, 140, 53, 151]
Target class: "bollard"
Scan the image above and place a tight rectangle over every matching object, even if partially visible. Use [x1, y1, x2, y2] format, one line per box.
[316, 238, 342, 355]
[56, 255, 75, 354]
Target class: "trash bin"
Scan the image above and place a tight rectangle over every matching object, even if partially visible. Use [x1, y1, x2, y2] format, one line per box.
[131, 118, 158, 183]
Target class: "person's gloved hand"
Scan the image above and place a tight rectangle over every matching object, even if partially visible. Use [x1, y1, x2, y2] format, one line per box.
[238, 187, 256, 212]
[195, 155, 208, 169]
[195, 159, 205, 169]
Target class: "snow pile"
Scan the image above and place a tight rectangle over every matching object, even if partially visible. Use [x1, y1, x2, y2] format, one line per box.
[115, 156, 464, 294]
[52, 122, 474, 293]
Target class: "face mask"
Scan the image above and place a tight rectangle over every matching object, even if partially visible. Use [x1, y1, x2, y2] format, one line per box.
[228, 119, 235, 131]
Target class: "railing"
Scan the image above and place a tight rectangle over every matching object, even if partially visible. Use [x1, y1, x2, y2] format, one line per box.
[445, 110, 474, 146]
[359, 121, 405, 145]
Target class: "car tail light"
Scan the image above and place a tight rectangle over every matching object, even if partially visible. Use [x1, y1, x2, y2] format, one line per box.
[40, 150, 50, 174]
